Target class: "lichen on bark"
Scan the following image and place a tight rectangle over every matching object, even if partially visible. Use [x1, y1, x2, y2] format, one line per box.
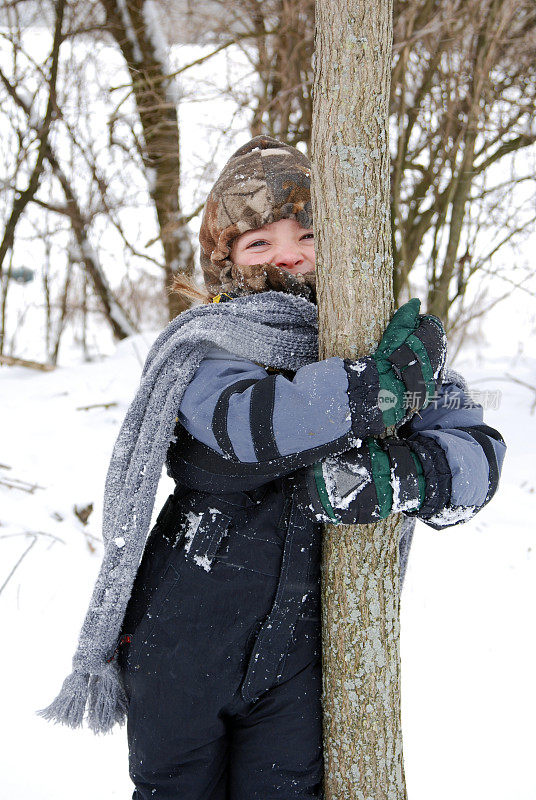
[311, 1, 407, 797]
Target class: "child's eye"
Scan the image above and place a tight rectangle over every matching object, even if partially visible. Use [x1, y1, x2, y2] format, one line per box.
[248, 233, 314, 247]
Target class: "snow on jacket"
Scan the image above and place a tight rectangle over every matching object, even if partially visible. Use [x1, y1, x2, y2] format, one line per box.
[165, 344, 506, 588]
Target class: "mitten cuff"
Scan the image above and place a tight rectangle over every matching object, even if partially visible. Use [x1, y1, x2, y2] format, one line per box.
[282, 466, 340, 525]
[405, 433, 452, 519]
[379, 437, 425, 514]
[343, 357, 385, 439]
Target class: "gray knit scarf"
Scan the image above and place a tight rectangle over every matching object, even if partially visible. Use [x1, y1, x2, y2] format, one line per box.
[38, 291, 320, 735]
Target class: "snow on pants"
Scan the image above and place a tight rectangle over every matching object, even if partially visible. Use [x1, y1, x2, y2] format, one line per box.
[118, 488, 324, 799]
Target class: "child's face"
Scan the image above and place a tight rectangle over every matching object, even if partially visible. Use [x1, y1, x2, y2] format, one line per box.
[230, 218, 315, 276]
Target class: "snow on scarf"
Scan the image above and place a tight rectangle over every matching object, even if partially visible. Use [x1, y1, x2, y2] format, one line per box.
[38, 291, 319, 734]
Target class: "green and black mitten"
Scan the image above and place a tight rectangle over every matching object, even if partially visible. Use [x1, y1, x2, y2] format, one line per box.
[286, 436, 430, 525]
[371, 298, 447, 428]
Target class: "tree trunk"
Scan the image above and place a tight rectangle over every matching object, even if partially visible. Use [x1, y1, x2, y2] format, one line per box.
[311, 1, 407, 798]
[100, 0, 196, 320]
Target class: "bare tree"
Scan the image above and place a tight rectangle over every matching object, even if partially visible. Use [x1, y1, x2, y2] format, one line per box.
[390, 0, 536, 321]
[312, 0, 406, 797]
[0, 1, 140, 356]
[196, 0, 314, 148]
[0, 68, 138, 344]
[99, 0, 196, 317]
[0, 0, 65, 281]
[195, 0, 536, 331]
[0, 0, 66, 355]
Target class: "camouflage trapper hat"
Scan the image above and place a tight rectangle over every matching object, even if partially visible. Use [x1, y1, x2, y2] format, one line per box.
[199, 135, 316, 302]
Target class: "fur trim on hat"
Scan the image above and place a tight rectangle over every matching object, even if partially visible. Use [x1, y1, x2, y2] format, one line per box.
[228, 262, 316, 303]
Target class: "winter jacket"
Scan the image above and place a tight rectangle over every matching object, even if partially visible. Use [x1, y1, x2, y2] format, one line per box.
[164, 344, 506, 588]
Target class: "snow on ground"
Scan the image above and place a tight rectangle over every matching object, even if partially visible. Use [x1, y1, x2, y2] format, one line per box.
[401, 351, 536, 800]
[1, 16, 535, 796]
[1, 330, 535, 799]
[0, 332, 166, 799]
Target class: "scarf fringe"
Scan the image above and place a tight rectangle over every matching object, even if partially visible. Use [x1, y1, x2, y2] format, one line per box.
[37, 666, 128, 734]
[88, 668, 129, 734]
[37, 669, 90, 728]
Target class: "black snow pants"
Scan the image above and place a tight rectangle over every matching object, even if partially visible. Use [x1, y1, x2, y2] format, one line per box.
[118, 483, 324, 799]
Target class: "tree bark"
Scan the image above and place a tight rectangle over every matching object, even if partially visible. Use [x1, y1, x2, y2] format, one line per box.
[311, 1, 407, 798]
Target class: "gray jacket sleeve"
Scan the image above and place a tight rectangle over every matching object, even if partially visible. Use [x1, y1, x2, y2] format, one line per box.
[177, 345, 384, 465]
[399, 371, 506, 528]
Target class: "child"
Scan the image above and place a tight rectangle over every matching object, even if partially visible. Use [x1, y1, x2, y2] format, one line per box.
[41, 136, 506, 799]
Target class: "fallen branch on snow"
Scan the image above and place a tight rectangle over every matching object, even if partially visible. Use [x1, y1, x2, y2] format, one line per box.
[0, 476, 45, 493]
[0, 354, 55, 371]
[76, 402, 118, 411]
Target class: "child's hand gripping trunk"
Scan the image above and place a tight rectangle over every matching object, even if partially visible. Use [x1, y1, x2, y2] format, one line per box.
[285, 437, 427, 526]
[371, 298, 447, 428]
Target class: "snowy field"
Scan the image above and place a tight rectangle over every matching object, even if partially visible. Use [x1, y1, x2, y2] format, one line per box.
[1, 23, 535, 800]
[1, 327, 535, 799]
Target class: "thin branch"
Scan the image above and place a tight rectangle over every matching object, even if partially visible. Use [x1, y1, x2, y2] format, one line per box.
[474, 133, 536, 174]
[0, 531, 66, 545]
[76, 401, 118, 411]
[108, 29, 268, 95]
[0, 535, 37, 596]
[0, 474, 46, 492]
[0, 0, 66, 278]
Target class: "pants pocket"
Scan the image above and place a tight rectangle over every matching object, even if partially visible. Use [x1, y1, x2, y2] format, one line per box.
[124, 559, 182, 668]
[182, 508, 232, 571]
